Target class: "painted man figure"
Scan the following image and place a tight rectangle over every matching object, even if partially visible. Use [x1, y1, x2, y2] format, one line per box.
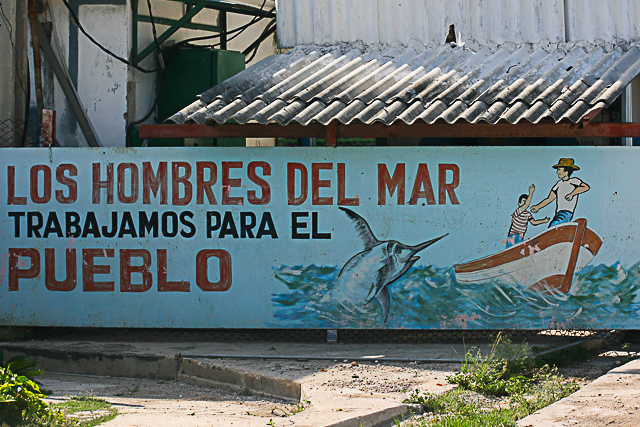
[506, 184, 550, 248]
[530, 158, 590, 227]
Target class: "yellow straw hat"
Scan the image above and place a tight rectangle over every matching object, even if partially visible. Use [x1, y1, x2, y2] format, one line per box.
[552, 158, 579, 171]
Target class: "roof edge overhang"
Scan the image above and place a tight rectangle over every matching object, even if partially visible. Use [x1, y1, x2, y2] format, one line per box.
[140, 121, 640, 140]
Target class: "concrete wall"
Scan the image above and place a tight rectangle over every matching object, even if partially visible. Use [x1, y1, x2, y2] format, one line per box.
[0, 1, 28, 131]
[23, 0, 276, 147]
[0, 1, 17, 123]
[41, 0, 129, 147]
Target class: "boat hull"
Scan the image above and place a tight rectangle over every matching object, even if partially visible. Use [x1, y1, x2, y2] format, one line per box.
[454, 220, 602, 293]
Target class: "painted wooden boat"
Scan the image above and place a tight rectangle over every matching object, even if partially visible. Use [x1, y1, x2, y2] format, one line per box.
[453, 219, 603, 293]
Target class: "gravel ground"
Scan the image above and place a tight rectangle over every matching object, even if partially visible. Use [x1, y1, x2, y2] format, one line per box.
[31, 341, 640, 427]
[42, 372, 303, 421]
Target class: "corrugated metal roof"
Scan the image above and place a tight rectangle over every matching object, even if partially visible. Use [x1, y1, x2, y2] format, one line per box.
[167, 43, 640, 126]
[276, 0, 640, 50]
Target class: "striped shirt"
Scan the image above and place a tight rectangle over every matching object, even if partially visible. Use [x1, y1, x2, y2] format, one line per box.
[508, 208, 532, 238]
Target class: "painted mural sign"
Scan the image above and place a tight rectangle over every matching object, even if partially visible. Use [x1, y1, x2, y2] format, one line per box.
[1, 147, 638, 329]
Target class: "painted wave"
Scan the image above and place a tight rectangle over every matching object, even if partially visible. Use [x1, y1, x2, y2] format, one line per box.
[269, 263, 640, 329]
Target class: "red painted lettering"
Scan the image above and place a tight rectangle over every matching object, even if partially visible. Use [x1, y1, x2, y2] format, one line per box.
[172, 162, 192, 206]
[8, 248, 40, 291]
[92, 163, 114, 204]
[312, 163, 333, 205]
[196, 249, 232, 291]
[120, 249, 152, 292]
[337, 163, 358, 206]
[196, 161, 217, 205]
[157, 249, 190, 292]
[143, 162, 168, 204]
[378, 163, 405, 205]
[409, 164, 436, 205]
[439, 164, 460, 205]
[117, 163, 139, 204]
[7, 166, 27, 205]
[82, 248, 114, 291]
[287, 163, 308, 206]
[55, 164, 78, 204]
[45, 248, 76, 291]
[222, 161, 243, 205]
[30, 165, 52, 204]
[247, 161, 271, 205]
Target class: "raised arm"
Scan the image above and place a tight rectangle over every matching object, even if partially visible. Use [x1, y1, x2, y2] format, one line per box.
[520, 184, 535, 211]
[530, 190, 556, 213]
[565, 181, 590, 201]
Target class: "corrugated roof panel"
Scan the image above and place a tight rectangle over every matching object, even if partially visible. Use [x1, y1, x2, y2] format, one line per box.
[166, 43, 640, 126]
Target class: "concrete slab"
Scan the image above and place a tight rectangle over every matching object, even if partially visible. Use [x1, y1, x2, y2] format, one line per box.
[8, 334, 631, 427]
[4, 338, 463, 427]
[518, 358, 640, 427]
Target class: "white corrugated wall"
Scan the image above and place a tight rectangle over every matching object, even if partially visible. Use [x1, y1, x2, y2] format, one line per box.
[277, 0, 640, 49]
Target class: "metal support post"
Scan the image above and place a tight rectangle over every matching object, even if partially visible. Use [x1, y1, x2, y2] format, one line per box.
[220, 11, 227, 50]
[325, 121, 338, 147]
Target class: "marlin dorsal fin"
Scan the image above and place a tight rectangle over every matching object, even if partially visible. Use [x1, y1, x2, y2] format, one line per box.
[339, 207, 379, 250]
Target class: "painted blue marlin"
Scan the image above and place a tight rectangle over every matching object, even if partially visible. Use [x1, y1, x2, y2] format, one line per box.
[338, 207, 448, 323]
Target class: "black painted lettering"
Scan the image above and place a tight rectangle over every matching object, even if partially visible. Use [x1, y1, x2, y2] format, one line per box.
[292, 212, 309, 239]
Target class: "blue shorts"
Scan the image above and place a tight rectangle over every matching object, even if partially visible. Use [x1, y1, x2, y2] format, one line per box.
[506, 233, 524, 248]
[549, 210, 573, 228]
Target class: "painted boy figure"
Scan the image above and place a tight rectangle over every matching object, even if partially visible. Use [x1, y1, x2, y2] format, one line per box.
[530, 158, 590, 227]
[507, 184, 550, 248]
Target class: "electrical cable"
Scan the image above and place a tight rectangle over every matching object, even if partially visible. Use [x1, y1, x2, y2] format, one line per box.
[59, 0, 271, 73]
[244, 20, 275, 64]
[174, 1, 271, 48]
[146, 0, 164, 69]
[129, 0, 270, 129]
[132, 68, 164, 126]
[60, 0, 158, 73]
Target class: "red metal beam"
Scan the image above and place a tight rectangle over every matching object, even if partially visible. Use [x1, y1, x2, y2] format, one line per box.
[325, 121, 338, 147]
[139, 124, 325, 139]
[139, 122, 640, 140]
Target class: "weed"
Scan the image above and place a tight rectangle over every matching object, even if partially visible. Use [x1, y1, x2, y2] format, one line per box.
[402, 334, 579, 427]
[129, 379, 141, 394]
[269, 399, 310, 417]
[447, 334, 531, 396]
[115, 379, 142, 397]
[267, 419, 275, 426]
[53, 395, 117, 427]
[288, 400, 310, 416]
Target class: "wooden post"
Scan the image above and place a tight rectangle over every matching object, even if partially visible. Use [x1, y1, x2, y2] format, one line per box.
[325, 121, 338, 147]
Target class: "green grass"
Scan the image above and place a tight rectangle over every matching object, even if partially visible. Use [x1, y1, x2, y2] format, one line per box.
[401, 334, 579, 427]
[53, 396, 117, 426]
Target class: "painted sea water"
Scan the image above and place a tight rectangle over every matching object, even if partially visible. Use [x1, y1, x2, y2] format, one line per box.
[270, 262, 640, 329]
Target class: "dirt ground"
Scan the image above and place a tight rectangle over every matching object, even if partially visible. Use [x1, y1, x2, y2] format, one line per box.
[40, 359, 458, 426]
[36, 342, 640, 427]
[43, 373, 301, 418]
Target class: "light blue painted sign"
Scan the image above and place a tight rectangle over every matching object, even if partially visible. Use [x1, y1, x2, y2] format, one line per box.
[1, 147, 638, 329]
